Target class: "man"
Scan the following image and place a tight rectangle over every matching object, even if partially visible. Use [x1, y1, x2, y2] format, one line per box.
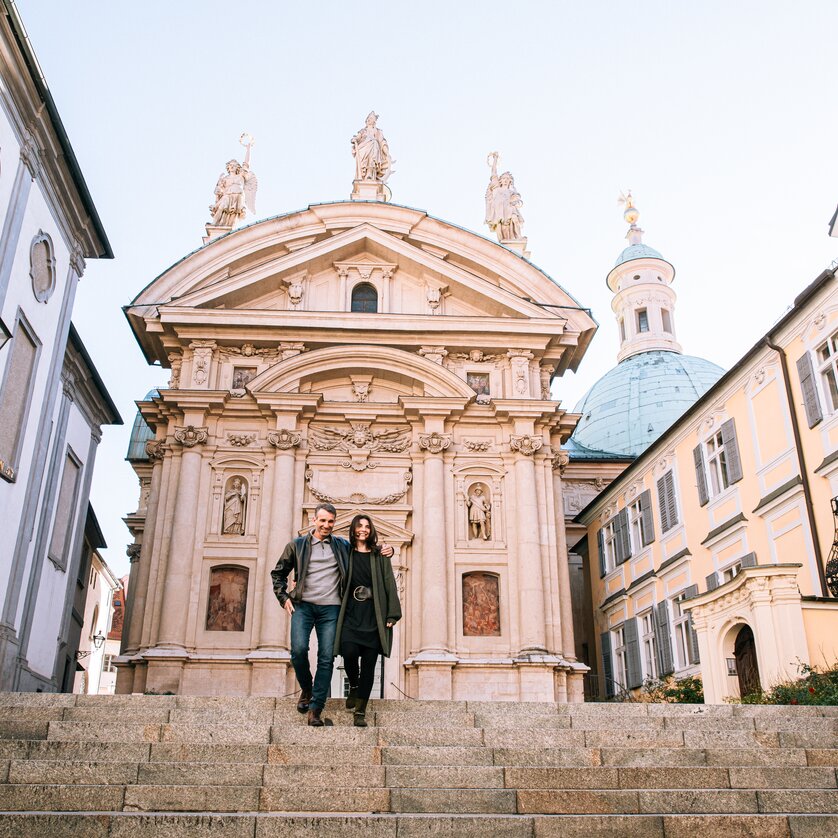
[271, 503, 393, 726]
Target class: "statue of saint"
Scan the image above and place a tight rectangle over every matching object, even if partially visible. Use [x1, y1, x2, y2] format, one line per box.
[467, 485, 492, 540]
[484, 151, 524, 242]
[222, 477, 247, 535]
[208, 134, 258, 229]
[351, 112, 394, 183]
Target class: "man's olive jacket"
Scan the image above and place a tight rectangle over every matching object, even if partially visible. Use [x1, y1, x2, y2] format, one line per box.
[270, 534, 351, 607]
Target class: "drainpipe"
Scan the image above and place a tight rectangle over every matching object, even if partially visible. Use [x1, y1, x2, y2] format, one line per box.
[764, 336, 829, 597]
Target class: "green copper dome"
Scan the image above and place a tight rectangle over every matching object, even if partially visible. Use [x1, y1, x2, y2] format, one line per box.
[126, 389, 158, 461]
[571, 351, 724, 457]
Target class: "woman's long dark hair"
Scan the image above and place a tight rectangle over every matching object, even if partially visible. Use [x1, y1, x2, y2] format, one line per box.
[349, 514, 379, 550]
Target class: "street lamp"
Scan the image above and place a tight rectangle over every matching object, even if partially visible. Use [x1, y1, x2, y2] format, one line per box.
[75, 632, 106, 660]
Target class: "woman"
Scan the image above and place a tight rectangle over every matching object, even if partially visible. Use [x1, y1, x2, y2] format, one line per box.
[333, 514, 401, 726]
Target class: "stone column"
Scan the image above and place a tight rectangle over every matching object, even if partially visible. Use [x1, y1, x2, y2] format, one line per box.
[156, 426, 207, 649]
[550, 449, 576, 661]
[510, 434, 547, 654]
[123, 442, 166, 657]
[259, 431, 301, 649]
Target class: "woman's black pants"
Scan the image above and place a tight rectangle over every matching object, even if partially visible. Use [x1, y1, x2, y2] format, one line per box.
[341, 641, 380, 701]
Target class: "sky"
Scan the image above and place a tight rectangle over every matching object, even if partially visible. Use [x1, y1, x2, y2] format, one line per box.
[15, 0, 838, 577]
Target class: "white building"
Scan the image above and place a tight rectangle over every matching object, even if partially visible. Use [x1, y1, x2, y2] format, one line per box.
[0, 1, 119, 691]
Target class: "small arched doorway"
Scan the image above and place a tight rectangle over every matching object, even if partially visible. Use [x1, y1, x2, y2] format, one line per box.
[734, 625, 761, 698]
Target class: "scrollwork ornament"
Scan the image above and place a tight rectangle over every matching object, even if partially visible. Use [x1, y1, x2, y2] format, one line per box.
[510, 435, 543, 456]
[173, 426, 208, 448]
[418, 432, 452, 454]
[126, 543, 142, 563]
[267, 429, 302, 450]
[551, 449, 570, 472]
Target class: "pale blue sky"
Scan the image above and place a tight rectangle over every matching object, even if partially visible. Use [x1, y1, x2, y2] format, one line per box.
[16, 1, 838, 576]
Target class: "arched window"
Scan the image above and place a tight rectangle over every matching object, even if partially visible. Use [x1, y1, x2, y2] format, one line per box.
[351, 283, 378, 313]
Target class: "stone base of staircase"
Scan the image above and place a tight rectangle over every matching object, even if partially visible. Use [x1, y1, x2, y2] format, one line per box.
[0, 693, 833, 836]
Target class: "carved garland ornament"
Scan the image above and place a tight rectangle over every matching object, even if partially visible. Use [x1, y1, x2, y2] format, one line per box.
[267, 429, 302, 450]
[174, 426, 208, 448]
[305, 469, 412, 505]
[228, 433, 256, 447]
[418, 432, 452, 454]
[510, 435, 543, 456]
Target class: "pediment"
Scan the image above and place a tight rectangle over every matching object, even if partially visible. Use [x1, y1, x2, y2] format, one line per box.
[163, 223, 546, 321]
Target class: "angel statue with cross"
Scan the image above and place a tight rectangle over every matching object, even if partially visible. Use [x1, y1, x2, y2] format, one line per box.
[208, 133, 258, 230]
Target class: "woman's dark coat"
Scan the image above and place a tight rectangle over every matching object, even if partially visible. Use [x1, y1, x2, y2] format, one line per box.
[333, 548, 402, 657]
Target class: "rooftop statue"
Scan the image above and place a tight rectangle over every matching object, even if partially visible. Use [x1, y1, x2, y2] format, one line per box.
[207, 133, 258, 232]
[351, 112, 394, 184]
[484, 151, 525, 243]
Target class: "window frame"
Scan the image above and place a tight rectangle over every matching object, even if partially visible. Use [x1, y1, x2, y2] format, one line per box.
[612, 625, 627, 692]
[639, 609, 658, 681]
[672, 592, 690, 671]
[350, 282, 378, 313]
[817, 332, 838, 413]
[636, 308, 649, 334]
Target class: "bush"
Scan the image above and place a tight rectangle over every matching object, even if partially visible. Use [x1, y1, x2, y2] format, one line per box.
[739, 662, 838, 706]
[638, 674, 704, 704]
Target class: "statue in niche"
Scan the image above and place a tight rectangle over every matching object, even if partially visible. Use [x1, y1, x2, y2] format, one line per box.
[466, 483, 492, 541]
[222, 476, 247, 535]
[351, 112, 394, 183]
[484, 151, 524, 242]
[208, 134, 258, 229]
[206, 566, 248, 631]
[463, 572, 501, 636]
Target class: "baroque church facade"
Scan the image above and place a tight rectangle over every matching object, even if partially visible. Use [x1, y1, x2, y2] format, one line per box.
[119, 135, 597, 701]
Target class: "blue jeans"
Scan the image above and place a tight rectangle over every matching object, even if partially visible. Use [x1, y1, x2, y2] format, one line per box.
[289, 601, 340, 710]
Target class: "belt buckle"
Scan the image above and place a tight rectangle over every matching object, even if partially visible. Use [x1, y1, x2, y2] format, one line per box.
[353, 586, 369, 602]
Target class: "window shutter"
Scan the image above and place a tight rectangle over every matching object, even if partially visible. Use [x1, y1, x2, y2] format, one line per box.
[664, 471, 679, 528]
[654, 601, 675, 677]
[687, 613, 701, 665]
[693, 445, 709, 507]
[740, 552, 758, 568]
[684, 584, 699, 598]
[705, 571, 720, 592]
[617, 508, 631, 563]
[656, 475, 670, 533]
[624, 617, 643, 689]
[597, 528, 606, 578]
[720, 418, 743, 484]
[639, 489, 655, 545]
[796, 352, 823, 428]
[601, 631, 614, 699]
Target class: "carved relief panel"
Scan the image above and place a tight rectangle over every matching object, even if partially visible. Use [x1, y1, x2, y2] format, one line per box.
[205, 565, 249, 631]
[462, 572, 501, 636]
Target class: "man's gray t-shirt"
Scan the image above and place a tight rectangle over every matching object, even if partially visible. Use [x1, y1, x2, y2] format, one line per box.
[302, 535, 341, 605]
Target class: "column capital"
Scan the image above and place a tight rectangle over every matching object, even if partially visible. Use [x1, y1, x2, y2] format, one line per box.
[173, 425, 208, 448]
[510, 435, 543, 456]
[126, 543, 141, 563]
[267, 429, 302, 450]
[145, 440, 168, 461]
[418, 432, 452, 455]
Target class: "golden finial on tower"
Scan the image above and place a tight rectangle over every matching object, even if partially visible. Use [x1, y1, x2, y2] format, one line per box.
[618, 190, 640, 227]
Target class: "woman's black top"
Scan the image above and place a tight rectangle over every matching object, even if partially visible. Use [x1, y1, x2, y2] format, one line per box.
[342, 549, 382, 651]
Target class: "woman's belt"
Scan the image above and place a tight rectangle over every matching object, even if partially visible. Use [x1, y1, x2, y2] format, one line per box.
[352, 586, 373, 602]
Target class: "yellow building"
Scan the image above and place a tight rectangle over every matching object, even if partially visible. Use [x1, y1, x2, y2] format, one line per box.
[577, 265, 838, 703]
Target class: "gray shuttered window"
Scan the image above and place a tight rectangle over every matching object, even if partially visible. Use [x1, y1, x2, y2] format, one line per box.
[740, 552, 758, 568]
[683, 584, 701, 665]
[616, 508, 631, 564]
[654, 601, 675, 677]
[720, 418, 743, 484]
[656, 470, 679, 532]
[796, 351, 823, 428]
[639, 489, 655, 546]
[705, 572, 720, 592]
[597, 528, 606, 578]
[693, 445, 709, 507]
[601, 631, 614, 699]
[623, 617, 643, 689]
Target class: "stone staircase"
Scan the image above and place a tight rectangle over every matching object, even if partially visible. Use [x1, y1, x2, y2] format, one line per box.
[0, 693, 834, 836]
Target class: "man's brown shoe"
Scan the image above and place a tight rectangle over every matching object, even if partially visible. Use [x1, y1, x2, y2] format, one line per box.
[307, 707, 324, 727]
[296, 690, 312, 714]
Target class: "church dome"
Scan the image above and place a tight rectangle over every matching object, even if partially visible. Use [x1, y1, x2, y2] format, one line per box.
[571, 351, 724, 457]
[126, 389, 158, 461]
[614, 242, 665, 267]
